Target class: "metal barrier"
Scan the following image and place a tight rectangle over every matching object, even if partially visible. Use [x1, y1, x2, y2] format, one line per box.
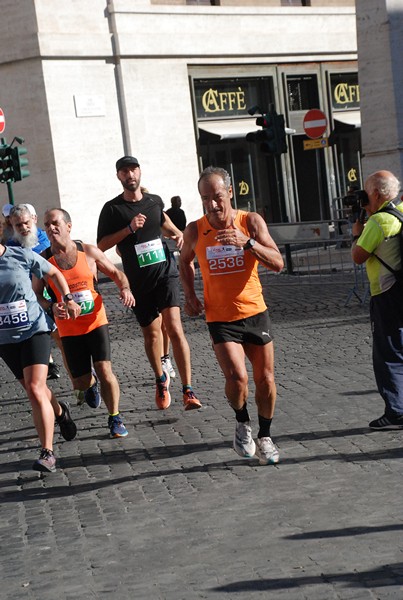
[266, 219, 370, 305]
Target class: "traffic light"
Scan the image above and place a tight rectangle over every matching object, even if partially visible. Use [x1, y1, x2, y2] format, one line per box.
[246, 108, 287, 155]
[10, 145, 30, 181]
[273, 113, 287, 155]
[246, 114, 275, 154]
[0, 144, 14, 182]
[0, 141, 30, 183]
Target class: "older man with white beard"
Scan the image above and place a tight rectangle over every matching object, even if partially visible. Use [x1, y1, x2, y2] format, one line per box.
[8, 203, 50, 253]
[8, 204, 62, 380]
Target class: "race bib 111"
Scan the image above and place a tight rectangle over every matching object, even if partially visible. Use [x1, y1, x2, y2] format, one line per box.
[135, 238, 166, 268]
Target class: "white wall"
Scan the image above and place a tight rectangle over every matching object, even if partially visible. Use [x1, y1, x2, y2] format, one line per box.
[0, 0, 357, 259]
[356, 0, 403, 182]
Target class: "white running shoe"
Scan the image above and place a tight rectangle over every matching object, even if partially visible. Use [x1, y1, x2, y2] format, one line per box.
[161, 356, 176, 379]
[233, 421, 256, 458]
[255, 437, 280, 465]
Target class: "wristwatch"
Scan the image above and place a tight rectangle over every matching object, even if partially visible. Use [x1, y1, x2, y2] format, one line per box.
[243, 238, 256, 250]
[63, 293, 74, 302]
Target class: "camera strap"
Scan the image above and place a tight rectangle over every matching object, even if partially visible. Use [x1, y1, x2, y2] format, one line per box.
[372, 202, 403, 279]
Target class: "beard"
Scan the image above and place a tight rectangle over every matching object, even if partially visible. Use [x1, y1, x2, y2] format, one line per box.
[13, 224, 39, 249]
[122, 178, 140, 193]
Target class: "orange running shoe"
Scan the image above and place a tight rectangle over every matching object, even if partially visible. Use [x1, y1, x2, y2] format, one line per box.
[183, 389, 202, 411]
[155, 370, 171, 410]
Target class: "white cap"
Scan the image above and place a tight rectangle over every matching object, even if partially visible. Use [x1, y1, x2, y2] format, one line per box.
[1, 203, 13, 217]
[24, 203, 37, 217]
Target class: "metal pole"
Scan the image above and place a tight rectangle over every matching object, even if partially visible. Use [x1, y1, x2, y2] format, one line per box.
[274, 154, 288, 223]
[6, 181, 14, 205]
[316, 148, 324, 221]
[284, 243, 293, 274]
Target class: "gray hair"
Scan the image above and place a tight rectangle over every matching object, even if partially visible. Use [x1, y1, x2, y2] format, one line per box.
[9, 204, 33, 220]
[365, 171, 401, 200]
[198, 166, 232, 191]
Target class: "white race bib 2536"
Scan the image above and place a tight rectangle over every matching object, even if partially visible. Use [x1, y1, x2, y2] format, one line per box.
[206, 245, 245, 276]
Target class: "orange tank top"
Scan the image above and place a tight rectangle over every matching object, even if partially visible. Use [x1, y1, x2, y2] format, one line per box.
[195, 210, 267, 323]
[47, 247, 108, 337]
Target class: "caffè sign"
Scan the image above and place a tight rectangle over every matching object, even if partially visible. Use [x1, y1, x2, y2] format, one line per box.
[194, 77, 269, 120]
[330, 72, 360, 110]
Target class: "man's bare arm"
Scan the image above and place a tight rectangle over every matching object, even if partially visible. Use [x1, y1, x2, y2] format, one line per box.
[246, 213, 284, 271]
[97, 213, 147, 251]
[83, 244, 135, 307]
[97, 228, 130, 252]
[162, 212, 184, 251]
[179, 222, 204, 316]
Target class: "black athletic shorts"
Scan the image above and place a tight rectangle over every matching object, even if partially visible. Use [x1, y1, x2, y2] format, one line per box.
[208, 310, 273, 345]
[61, 324, 111, 378]
[132, 277, 181, 328]
[0, 331, 51, 380]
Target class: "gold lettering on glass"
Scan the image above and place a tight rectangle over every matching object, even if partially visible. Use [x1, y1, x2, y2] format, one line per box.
[348, 168, 358, 182]
[236, 87, 246, 110]
[239, 181, 250, 195]
[333, 83, 360, 105]
[201, 87, 247, 113]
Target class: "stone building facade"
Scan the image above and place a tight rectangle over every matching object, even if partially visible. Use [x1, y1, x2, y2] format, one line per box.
[1, 0, 363, 257]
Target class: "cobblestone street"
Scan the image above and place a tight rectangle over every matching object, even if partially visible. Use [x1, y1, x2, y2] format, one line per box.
[0, 273, 402, 599]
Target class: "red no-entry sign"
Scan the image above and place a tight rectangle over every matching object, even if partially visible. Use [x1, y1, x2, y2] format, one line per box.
[0, 108, 5, 134]
[303, 109, 327, 139]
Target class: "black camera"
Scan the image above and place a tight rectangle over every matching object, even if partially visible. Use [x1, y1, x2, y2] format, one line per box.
[342, 189, 369, 222]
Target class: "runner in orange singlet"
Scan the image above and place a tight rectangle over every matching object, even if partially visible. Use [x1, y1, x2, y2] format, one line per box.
[180, 166, 284, 465]
[34, 208, 135, 439]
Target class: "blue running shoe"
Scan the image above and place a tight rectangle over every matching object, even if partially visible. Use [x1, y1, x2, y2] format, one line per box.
[108, 414, 128, 438]
[84, 370, 101, 409]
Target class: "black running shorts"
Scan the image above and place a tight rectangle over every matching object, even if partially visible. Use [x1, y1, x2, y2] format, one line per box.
[0, 331, 51, 380]
[207, 310, 273, 345]
[61, 324, 111, 378]
[132, 277, 181, 328]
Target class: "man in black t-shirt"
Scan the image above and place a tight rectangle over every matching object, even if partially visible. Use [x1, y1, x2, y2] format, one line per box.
[97, 156, 201, 412]
[166, 196, 187, 232]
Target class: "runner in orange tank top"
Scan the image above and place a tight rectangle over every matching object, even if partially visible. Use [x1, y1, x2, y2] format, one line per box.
[46, 246, 108, 337]
[34, 208, 135, 439]
[195, 210, 267, 323]
[180, 166, 284, 465]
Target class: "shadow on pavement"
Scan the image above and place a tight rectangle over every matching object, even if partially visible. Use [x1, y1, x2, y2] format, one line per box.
[210, 562, 403, 592]
[0, 457, 255, 503]
[0, 439, 402, 503]
[285, 523, 403, 539]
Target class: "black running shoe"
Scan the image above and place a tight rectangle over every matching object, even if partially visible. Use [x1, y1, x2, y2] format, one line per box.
[56, 400, 77, 441]
[369, 414, 403, 430]
[47, 362, 60, 380]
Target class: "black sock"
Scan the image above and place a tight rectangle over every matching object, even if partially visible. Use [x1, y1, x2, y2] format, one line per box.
[156, 372, 167, 384]
[258, 415, 272, 438]
[234, 403, 250, 423]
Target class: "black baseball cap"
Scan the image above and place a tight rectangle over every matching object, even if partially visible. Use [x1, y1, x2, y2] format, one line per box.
[116, 156, 140, 171]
